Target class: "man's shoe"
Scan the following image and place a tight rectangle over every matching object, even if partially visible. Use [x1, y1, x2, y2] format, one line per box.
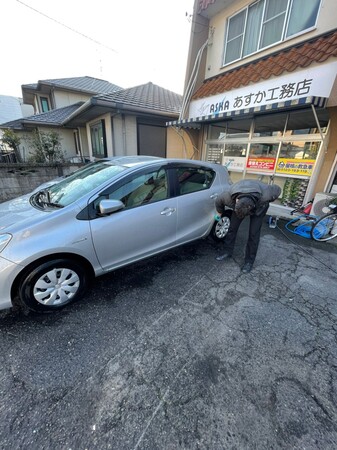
[216, 252, 232, 261]
[241, 262, 253, 273]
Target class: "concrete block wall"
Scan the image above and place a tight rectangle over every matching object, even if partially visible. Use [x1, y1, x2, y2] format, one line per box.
[0, 163, 83, 203]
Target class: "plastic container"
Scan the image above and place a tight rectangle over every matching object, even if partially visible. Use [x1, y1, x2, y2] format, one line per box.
[268, 216, 278, 229]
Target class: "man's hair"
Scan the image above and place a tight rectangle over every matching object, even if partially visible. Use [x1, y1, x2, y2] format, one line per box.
[234, 196, 256, 219]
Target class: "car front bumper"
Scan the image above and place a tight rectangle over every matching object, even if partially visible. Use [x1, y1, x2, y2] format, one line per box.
[0, 256, 22, 310]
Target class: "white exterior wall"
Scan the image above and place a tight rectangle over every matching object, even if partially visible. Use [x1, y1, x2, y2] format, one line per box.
[85, 114, 188, 159]
[39, 127, 77, 161]
[86, 114, 137, 158]
[205, 0, 335, 80]
[53, 91, 92, 109]
[16, 127, 77, 161]
[111, 115, 138, 156]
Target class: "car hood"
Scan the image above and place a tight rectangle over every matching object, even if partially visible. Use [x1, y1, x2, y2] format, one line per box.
[0, 194, 49, 232]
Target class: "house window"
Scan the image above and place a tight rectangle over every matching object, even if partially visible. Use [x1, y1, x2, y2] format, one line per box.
[40, 97, 50, 113]
[90, 120, 107, 158]
[223, 0, 321, 65]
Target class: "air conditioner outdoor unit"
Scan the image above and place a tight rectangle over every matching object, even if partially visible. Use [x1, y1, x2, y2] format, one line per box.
[311, 192, 337, 216]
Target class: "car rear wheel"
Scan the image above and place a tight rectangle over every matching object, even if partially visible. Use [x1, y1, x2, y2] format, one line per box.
[19, 259, 88, 312]
[211, 210, 232, 242]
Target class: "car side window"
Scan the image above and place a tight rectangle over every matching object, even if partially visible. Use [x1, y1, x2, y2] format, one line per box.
[177, 167, 215, 195]
[109, 169, 168, 208]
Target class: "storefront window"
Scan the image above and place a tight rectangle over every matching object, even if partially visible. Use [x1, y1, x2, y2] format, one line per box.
[285, 109, 329, 135]
[206, 143, 223, 164]
[246, 143, 279, 173]
[250, 143, 278, 157]
[209, 120, 250, 140]
[253, 113, 287, 137]
[209, 124, 227, 140]
[223, 144, 247, 172]
[205, 108, 329, 207]
[275, 142, 320, 179]
[224, 143, 247, 157]
[226, 123, 250, 138]
[279, 141, 319, 159]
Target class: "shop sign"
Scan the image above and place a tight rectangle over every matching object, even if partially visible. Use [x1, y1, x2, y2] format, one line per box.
[247, 157, 276, 171]
[276, 158, 315, 176]
[189, 61, 337, 118]
[223, 156, 245, 171]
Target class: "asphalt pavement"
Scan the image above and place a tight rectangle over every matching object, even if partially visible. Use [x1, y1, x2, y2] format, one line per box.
[1, 218, 337, 449]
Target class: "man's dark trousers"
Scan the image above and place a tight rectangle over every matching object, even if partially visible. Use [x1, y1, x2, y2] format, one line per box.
[222, 205, 268, 263]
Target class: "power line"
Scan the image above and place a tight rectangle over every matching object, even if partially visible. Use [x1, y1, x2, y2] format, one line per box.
[16, 0, 118, 53]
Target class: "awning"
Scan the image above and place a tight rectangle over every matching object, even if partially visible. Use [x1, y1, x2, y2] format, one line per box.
[168, 96, 327, 127]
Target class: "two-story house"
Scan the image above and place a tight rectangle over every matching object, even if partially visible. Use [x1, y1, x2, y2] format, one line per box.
[0, 77, 122, 161]
[170, 0, 337, 216]
[1, 76, 195, 162]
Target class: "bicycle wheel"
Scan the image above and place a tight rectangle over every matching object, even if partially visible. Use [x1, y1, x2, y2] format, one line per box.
[311, 213, 337, 242]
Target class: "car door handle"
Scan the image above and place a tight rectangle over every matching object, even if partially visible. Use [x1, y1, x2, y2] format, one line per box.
[210, 193, 219, 199]
[160, 207, 176, 216]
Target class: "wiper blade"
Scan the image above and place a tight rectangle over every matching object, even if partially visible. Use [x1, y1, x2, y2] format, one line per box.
[43, 201, 64, 208]
[33, 189, 63, 209]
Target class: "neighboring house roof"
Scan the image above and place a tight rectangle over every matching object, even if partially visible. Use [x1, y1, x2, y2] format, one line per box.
[192, 29, 337, 100]
[98, 82, 182, 114]
[65, 82, 182, 127]
[22, 76, 123, 95]
[0, 103, 84, 130]
[0, 82, 182, 130]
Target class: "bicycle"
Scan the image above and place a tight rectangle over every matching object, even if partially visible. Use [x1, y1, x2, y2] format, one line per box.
[311, 203, 337, 242]
[283, 199, 337, 242]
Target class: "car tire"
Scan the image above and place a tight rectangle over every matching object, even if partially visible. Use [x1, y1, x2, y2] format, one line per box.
[210, 210, 232, 242]
[18, 259, 88, 312]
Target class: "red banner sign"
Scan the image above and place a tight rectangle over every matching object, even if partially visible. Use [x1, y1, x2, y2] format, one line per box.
[247, 157, 276, 171]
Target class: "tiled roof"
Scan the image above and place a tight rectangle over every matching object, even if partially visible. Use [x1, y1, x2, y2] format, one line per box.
[98, 82, 182, 114]
[0, 103, 84, 129]
[21, 83, 38, 90]
[193, 29, 337, 100]
[22, 77, 123, 95]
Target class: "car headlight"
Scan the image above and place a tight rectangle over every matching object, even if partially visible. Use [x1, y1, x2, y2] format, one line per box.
[0, 234, 12, 253]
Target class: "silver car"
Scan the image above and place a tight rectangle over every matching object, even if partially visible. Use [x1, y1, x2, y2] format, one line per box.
[0, 156, 232, 312]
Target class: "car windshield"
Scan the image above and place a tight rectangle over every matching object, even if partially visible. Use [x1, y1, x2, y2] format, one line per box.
[34, 161, 127, 207]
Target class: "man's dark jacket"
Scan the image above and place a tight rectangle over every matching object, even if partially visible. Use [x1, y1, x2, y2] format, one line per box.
[216, 179, 281, 217]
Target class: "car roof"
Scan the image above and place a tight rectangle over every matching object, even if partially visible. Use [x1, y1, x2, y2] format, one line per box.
[99, 156, 221, 170]
[103, 156, 163, 167]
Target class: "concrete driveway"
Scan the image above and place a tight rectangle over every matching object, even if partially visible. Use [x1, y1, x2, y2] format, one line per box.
[1, 219, 337, 449]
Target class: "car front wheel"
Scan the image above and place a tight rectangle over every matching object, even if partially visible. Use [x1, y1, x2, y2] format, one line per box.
[18, 259, 88, 312]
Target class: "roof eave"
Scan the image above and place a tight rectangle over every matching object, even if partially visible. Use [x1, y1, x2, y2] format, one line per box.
[64, 97, 179, 127]
[95, 98, 180, 118]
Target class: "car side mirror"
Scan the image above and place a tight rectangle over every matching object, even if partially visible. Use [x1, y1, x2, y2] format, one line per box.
[98, 199, 125, 215]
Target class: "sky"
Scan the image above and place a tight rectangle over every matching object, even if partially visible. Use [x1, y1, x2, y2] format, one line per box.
[1, 0, 195, 98]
